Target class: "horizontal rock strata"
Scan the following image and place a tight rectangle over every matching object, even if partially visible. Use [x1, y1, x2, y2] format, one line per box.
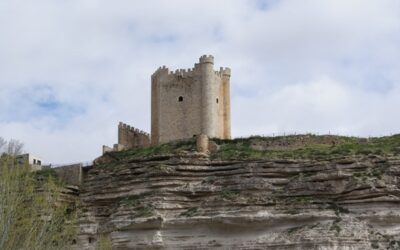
[77, 153, 400, 249]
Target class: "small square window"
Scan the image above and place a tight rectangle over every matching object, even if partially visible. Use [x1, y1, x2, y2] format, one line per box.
[178, 96, 183, 102]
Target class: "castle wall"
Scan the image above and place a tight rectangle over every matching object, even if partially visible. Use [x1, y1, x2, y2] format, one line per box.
[118, 122, 150, 149]
[53, 164, 82, 186]
[151, 55, 231, 144]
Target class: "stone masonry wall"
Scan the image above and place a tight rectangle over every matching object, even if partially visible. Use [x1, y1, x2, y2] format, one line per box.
[118, 122, 150, 149]
[53, 164, 82, 186]
[151, 55, 231, 145]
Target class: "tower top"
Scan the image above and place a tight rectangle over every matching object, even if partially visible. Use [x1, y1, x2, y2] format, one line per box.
[152, 54, 232, 79]
[199, 55, 214, 64]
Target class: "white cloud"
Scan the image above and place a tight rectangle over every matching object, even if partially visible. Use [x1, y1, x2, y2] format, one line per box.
[234, 75, 400, 137]
[0, 0, 400, 163]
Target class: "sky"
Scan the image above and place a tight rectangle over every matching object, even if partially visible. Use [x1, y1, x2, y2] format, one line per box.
[1, 0, 400, 164]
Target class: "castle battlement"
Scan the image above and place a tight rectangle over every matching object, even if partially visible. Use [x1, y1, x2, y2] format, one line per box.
[103, 122, 150, 154]
[152, 56, 231, 80]
[199, 54, 214, 64]
[118, 122, 150, 137]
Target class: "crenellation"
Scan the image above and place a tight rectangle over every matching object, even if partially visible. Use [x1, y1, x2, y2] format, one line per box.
[153, 66, 196, 79]
[221, 67, 231, 76]
[103, 122, 151, 153]
[199, 54, 214, 64]
[152, 66, 170, 79]
[152, 60, 230, 82]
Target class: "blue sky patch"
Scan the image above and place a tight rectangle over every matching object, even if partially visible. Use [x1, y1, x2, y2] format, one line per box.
[255, 0, 279, 11]
[0, 84, 85, 126]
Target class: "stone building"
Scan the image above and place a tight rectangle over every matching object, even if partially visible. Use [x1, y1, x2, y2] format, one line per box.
[102, 55, 231, 153]
[151, 55, 231, 145]
[16, 153, 43, 171]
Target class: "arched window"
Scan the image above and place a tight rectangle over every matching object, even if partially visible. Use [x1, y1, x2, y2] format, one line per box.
[178, 96, 183, 102]
[216, 98, 219, 104]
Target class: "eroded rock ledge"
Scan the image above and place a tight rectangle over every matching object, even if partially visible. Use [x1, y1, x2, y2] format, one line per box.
[77, 153, 400, 249]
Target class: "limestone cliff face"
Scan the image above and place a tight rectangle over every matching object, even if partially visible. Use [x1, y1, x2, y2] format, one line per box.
[77, 152, 400, 249]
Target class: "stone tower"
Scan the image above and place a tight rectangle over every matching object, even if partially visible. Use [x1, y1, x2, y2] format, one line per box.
[151, 55, 231, 145]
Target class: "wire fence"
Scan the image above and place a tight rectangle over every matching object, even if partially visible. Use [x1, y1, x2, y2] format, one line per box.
[233, 131, 398, 140]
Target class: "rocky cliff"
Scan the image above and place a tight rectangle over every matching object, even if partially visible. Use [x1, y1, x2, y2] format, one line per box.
[77, 135, 400, 249]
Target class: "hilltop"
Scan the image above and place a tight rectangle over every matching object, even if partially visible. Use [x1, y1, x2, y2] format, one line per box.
[75, 134, 400, 249]
[100, 133, 400, 162]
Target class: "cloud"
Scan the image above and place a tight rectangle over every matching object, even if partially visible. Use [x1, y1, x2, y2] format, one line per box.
[234, 75, 400, 137]
[0, 0, 399, 163]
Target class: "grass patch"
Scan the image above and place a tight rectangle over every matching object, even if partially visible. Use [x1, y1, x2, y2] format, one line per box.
[202, 176, 217, 184]
[220, 189, 240, 201]
[287, 225, 304, 234]
[330, 223, 341, 233]
[33, 168, 66, 186]
[152, 164, 173, 174]
[110, 139, 196, 161]
[353, 163, 390, 180]
[134, 205, 154, 218]
[119, 192, 153, 207]
[33, 168, 58, 178]
[287, 196, 313, 205]
[102, 134, 400, 162]
[327, 203, 350, 216]
[119, 192, 155, 218]
[212, 134, 400, 160]
[370, 241, 379, 249]
[179, 207, 198, 217]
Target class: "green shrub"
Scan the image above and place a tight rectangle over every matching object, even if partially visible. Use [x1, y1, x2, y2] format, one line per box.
[221, 189, 240, 201]
[179, 207, 198, 217]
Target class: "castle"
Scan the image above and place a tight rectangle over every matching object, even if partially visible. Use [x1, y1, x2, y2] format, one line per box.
[103, 55, 231, 153]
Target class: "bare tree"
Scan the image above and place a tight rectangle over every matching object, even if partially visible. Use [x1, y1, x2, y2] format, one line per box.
[7, 139, 24, 156]
[0, 137, 24, 156]
[0, 137, 5, 152]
